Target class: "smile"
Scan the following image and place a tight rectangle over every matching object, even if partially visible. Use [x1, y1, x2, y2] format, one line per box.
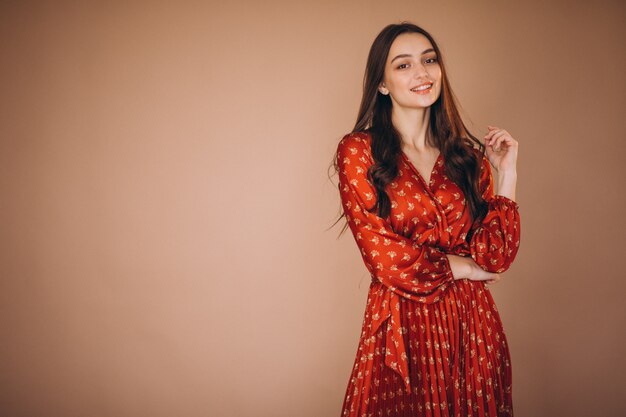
[410, 83, 433, 94]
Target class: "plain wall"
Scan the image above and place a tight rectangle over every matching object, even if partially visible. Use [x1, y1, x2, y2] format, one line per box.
[1, 1, 625, 416]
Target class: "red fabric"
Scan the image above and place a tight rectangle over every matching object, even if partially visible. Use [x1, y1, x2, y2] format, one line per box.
[337, 132, 520, 416]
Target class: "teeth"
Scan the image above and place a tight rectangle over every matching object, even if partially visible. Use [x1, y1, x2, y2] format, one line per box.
[412, 84, 432, 91]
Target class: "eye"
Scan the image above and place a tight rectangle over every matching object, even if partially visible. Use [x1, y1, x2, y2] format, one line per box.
[425, 57, 438, 64]
[397, 63, 409, 69]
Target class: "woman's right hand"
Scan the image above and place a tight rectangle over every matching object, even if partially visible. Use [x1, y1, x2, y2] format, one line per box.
[446, 254, 501, 285]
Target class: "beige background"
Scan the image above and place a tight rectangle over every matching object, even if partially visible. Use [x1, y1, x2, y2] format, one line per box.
[1, 1, 625, 416]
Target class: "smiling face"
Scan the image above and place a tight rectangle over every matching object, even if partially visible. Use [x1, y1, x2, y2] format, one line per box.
[378, 32, 442, 110]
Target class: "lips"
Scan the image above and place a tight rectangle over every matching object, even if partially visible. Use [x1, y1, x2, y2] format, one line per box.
[410, 82, 433, 92]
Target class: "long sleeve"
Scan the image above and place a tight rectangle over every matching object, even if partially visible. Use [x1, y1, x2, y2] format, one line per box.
[337, 134, 454, 297]
[469, 155, 521, 273]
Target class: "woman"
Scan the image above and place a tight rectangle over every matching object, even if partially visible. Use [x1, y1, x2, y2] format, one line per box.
[333, 22, 520, 416]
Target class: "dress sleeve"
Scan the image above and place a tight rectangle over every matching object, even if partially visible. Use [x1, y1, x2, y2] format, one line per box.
[337, 134, 454, 295]
[469, 155, 521, 273]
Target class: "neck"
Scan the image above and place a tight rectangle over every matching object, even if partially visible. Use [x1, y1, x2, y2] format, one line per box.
[391, 106, 432, 152]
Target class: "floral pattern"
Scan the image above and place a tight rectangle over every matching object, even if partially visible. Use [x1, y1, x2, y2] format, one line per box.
[337, 132, 521, 416]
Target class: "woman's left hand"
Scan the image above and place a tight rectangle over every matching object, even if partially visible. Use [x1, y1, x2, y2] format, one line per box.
[483, 125, 518, 174]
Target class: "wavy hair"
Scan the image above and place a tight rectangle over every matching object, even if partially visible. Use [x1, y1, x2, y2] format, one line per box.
[330, 21, 489, 241]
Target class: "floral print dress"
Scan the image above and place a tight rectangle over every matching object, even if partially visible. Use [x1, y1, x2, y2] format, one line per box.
[336, 132, 521, 417]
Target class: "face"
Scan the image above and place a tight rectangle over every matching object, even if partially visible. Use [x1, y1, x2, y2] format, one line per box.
[378, 32, 442, 110]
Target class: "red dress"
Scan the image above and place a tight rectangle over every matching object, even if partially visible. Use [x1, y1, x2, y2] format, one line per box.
[337, 132, 521, 417]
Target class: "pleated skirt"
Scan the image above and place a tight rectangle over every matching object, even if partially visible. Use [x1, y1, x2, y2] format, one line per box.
[340, 279, 514, 417]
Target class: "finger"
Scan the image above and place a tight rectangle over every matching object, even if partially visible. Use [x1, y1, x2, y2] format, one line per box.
[485, 127, 506, 141]
[484, 129, 499, 140]
[485, 126, 499, 135]
[486, 132, 503, 147]
[488, 132, 507, 150]
[484, 132, 497, 145]
[493, 134, 514, 151]
[487, 128, 502, 139]
[492, 135, 506, 151]
[490, 132, 509, 151]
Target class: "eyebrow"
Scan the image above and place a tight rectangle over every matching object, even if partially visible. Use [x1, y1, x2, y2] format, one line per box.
[390, 48, 436, 64]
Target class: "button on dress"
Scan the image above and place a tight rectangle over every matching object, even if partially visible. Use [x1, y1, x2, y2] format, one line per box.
[337, 132, 521, 417]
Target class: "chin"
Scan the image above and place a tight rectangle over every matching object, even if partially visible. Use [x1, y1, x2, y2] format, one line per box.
[408, 98, 438, 108]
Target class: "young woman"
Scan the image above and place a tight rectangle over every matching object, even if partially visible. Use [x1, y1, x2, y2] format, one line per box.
[333, 22, 521, 416]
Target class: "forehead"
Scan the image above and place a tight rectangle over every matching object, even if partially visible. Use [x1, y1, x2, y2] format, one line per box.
[388, 33, 433, 59]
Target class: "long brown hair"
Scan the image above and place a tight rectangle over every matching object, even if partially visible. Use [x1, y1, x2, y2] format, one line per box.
[330, 21, 489, 239]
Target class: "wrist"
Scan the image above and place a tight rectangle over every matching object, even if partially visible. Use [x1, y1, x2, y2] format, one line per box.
[496, 171, 517, 201]
[446, 254, 472, 280]
[462, 258, 473, 278]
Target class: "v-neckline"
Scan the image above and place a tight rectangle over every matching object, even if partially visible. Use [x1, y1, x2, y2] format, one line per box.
[400, 149, 442, 191]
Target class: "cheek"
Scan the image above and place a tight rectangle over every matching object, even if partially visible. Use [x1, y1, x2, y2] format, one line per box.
[433, 70, 443, 89]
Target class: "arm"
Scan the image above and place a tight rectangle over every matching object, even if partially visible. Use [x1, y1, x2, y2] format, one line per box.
[337, 134, 454, 295]
[468, 155, 521, 273]
[496, 170, 517, 201]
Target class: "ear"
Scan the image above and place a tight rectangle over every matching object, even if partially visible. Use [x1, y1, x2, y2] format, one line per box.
[378, 82, 388, 95]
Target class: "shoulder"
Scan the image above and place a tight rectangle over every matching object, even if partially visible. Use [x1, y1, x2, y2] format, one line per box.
[336, 131, 373, 164]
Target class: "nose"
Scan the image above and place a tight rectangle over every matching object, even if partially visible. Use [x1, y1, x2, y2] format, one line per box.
[413, 63, 429, 79]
